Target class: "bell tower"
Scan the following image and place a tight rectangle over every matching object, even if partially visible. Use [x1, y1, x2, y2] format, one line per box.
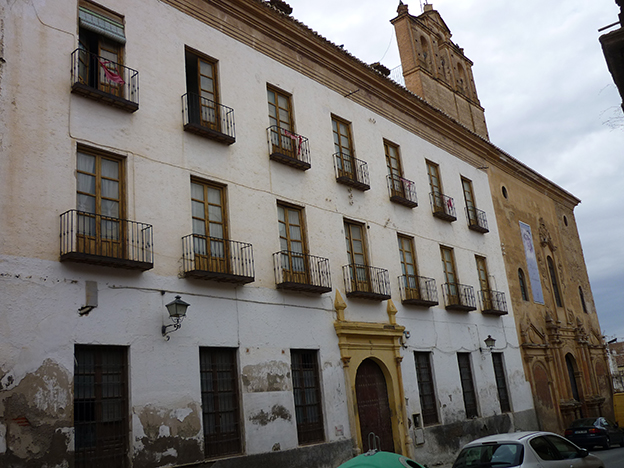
[391, 2, 489, 139]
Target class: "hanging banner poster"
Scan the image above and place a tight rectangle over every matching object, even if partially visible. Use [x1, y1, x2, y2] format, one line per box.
[519, 221, 544, 304]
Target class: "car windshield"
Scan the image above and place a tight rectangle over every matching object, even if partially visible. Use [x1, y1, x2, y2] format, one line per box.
[569, 418, 598, 428]
[453, 443, 524, 468]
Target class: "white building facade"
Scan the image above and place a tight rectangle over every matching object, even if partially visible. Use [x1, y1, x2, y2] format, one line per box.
[0, 1, 536, 467]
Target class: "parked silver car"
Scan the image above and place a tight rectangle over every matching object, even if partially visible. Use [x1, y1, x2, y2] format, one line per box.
[452, 431, 605, 468]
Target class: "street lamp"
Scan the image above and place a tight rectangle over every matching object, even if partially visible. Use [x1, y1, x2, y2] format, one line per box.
[162, 295, 190, 340]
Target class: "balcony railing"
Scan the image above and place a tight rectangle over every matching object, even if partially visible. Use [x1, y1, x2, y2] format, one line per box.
[479, 289, 508, 315]
[273, 251, 332, 293]
[430, 192, 457, 222]
[182, 93, 235, 145]
[387, 175, 418, 208]
[466, 207, 489, 233]
[442, 283, 476, 311]
[267, 126, 311, 170]
[398, 275, 438, 307]
[334, 153, 370, 191]
[182, 234, 254, 284]
[60, 210, 153, 270]
[71, 48, 139, 112]
[343, 264, 391, 301]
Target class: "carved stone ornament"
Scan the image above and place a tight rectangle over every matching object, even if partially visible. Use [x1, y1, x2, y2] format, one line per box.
[539, 218, 556, 251]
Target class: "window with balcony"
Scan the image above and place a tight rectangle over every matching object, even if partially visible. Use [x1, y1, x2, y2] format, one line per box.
[291, 350, 325, 445]
[385, 141, 417, 207]
[183, 180, 254, 283]
[199, 348, 242, 458]
[476, 256, 507, 315]
[273, 204, 331, 293]
[183, 48, 235, 144]
[398, 235, 437, 306]
[492, 353, 511, 413]
[414, 352, 439, 426]
[457, 353, 478, 418]
[71, 1, 138, 111]
[343, 221, 390, 300]
[427, 161, 456, 221]
[440, 246, 475, 311]
[461, 177, 488, 233]
[74, 345, 128, 468]
[332, 116, 369, 190]
[267, 86, 310, 170]
[547, 256, 563, 307]
[61, 147, 153, 270]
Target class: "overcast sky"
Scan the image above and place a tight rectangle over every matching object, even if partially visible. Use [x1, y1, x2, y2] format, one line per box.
[285, 0, 624, 339]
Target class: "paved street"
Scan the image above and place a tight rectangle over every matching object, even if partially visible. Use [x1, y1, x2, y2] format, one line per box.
[592, 446, 624, 468]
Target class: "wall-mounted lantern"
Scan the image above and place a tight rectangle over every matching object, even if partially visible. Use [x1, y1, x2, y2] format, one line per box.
[162, 295, 190, 340]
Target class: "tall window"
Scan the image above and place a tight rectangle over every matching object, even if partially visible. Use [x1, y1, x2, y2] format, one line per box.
[427, 160, 443, 208]
[74, 345, 128, 468]
[476, 256, 491, 309]
[199, 348, 242, 458]
[518, 268, 529, 301]
[191, 180, 227, 272]
[414, 352, 439, 425]
[440, 246, 459, 301]
[547, 256, 563, 307]
[385, 141, 404, 196]
[278, 204, 307, 282]
[579, 287, 588, 313]
[492, 353, 511, 413]
[291, 350, 325, 445]
[77, 1, 126, 97]
[76, 149, 124, 257]
[462, 177, 477, 222]
[185, 49, 219, 130]
[332, 115, 355, 179]
[345, 220, 370, 291]
[457, 353, 478, 418]
[398, 235, 418, 296]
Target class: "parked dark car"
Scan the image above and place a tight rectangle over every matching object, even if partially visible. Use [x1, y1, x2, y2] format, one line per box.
[564, 417, 624, 449]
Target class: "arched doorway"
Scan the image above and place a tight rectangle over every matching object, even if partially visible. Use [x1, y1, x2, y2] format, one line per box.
[355, 359, 394, 452]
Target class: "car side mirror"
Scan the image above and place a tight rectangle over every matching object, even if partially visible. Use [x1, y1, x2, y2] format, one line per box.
[578, 448, 589, 458]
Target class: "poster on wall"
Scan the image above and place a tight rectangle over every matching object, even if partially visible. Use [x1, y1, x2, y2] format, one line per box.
[519, 221, 544, 304]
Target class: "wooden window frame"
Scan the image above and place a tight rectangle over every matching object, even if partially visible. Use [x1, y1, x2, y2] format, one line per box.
[440, 245, 459, 301]
[76, 146, 126, 258]
[426, 160, 443, 196]
[457, 353, 479, 419]
[385, 140, 405, 196]
[345, 219, 371, 292]
[199, 347, 242, 459]
[74, 344, 129, 468]
[398, 234, 420, 298]
[185, 47, 220, 131]
[461, 177, 478, 221]
[267, 85, 294, 132]
[291, 349, 325, 445]
[277, 202, 309, 282]
[492, 353, 511, 413]
[414, 352, 439, 426]
[191, 179, 229, 273]
[332, 115, 356, 179]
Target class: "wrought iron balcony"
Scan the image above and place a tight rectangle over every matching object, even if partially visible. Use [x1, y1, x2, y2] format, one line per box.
[60, 210, 153, 270]
[466, 207, 489, 233]
[267, 126, 311, 170]
[273, 251, 332, 294]
[387, 175, 418, 208]
[398, 275, 438, 307]
[182, 93, 235, 145]
[334, 153, 370, 191]
[479, 289, 508, 315]
[343, 264, 391, 301]
[430, 192, 457, 222]
[71, 49, 139, 112]
[182, 234, 254, 284]
[442, 283, 477, 311]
